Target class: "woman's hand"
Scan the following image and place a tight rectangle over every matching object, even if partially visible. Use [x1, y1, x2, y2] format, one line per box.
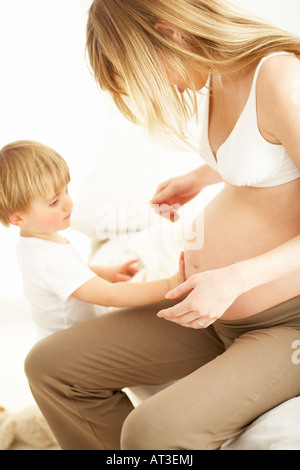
[150, 168, 204, 222]
[158, 264, 245, 328]
[150, 165, 223, 222]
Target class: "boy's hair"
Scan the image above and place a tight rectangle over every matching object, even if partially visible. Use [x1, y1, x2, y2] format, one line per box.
[0, 140, 70, 227]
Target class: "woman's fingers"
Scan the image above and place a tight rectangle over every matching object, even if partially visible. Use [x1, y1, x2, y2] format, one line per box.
[150, 182, 172, 205]
[150, 179, 182, 222]
[159, 267, 242, 329]
[157, 295, 197, 320]
[157, 304, 208, 329]
[166, 276, 196, 300]
[151, 202, 181, 222]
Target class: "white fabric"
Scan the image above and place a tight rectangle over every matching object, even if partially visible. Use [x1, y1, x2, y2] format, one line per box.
[89, 226, 186, 284]
[221, 396, 300, 450]
[199, 52, 300, 187]
[17, 236, 105, 340]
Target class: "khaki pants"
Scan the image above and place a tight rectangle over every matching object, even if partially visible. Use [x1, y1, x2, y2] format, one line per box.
[25, 296, 300, 450]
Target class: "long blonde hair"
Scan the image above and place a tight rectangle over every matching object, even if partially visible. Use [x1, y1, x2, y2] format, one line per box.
[86, 0, 300, 144]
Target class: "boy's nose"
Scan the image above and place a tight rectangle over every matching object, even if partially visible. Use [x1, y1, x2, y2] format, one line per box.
[64, 198, 73, 212]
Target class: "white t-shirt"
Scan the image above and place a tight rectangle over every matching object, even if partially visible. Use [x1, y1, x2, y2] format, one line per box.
[17, 236, 106, 339]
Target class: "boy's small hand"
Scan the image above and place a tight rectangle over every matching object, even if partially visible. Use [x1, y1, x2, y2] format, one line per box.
[179, 251, 186, 284]
[166, 251, 186, 293]
[110, 259, 140, 282]
[90, 260, 140, 283]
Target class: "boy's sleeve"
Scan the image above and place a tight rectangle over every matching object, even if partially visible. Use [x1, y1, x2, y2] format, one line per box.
[42, 244, 97, 302]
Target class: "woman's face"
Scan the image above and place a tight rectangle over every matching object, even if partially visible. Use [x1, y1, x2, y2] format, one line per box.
[163, 58, 208, 93]
[153, 22, 209, 93]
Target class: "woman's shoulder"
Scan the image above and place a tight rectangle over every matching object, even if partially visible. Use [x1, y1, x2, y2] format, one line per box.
[256, 53, 300, 147]
[257, 53, 300, 98]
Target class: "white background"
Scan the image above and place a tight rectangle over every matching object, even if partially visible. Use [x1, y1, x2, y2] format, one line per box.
[0, 0, 299, 301]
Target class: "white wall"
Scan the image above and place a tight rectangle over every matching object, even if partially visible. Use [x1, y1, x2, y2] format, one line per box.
[0, 0, 299, 301]
[235, 0, 300, 34]
[0, 0, 107, 299]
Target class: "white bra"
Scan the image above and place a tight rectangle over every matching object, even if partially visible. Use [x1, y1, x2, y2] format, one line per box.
[199, 52, 300, 187]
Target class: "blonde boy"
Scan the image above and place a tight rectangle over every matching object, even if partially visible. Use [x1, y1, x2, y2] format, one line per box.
[0, 140, 184, 339]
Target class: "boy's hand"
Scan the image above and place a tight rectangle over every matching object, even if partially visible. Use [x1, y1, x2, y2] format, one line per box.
[179, 251, 185, 284]
[105, 259, 140, 282]
[167, 251, 186, 292]
[90, 259, 140, 283]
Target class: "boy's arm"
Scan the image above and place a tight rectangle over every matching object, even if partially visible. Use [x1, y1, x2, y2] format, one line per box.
[72, 252, 185, 308]
[71, 273, 180, 308]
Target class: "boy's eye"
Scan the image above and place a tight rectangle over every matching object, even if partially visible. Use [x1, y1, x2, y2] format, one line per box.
[49, 199, 59, 207]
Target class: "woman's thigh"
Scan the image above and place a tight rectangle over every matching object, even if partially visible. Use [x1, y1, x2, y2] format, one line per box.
[121, 326, 300, 450]
[26, 299, 224, 388]
[25, 299, 225, 449]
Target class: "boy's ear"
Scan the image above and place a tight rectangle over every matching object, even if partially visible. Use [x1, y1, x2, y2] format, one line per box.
[8, 214, 25, 227]
[153, 21, 182, 43]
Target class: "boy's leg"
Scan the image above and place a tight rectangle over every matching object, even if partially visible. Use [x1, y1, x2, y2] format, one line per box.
[121, 326, 300, 450]
[24, 299, 225, 450]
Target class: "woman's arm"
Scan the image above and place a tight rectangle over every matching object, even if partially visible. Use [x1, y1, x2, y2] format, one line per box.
[150, 164, 223, 221]
[159, 235, 300, 328]
[239, 235, 300, 292]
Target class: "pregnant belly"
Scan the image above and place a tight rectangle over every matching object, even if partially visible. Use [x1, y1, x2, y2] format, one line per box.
[184, 184, 300, 320]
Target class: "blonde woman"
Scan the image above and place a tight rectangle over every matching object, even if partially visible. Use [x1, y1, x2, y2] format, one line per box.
[25, 0, 300, 450]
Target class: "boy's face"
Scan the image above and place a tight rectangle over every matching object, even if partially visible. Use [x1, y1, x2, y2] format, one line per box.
[19, 185, 73, 238]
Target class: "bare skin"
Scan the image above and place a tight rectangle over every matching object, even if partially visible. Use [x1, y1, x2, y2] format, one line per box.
[184, 179, 300, 320]
[152, 54, 300, 326]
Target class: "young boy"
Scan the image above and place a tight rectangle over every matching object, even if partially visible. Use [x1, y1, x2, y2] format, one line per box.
[0, 140, 184, 339]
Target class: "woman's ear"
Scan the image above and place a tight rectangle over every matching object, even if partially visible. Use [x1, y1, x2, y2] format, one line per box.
[153, 21, 182, 43]
[8, 213, 25, 227]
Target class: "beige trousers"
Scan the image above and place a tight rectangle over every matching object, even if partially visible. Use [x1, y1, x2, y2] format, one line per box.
[25, 296, 300, 450]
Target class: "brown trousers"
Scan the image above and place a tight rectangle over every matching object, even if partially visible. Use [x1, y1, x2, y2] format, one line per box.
[24, 296, 300, 450]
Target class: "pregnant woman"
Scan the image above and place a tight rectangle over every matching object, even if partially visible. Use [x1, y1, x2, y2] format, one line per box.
[25, 0, 300, 449]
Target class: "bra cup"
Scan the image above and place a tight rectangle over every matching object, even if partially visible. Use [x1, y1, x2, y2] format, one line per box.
[198, 52, 300, 188]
